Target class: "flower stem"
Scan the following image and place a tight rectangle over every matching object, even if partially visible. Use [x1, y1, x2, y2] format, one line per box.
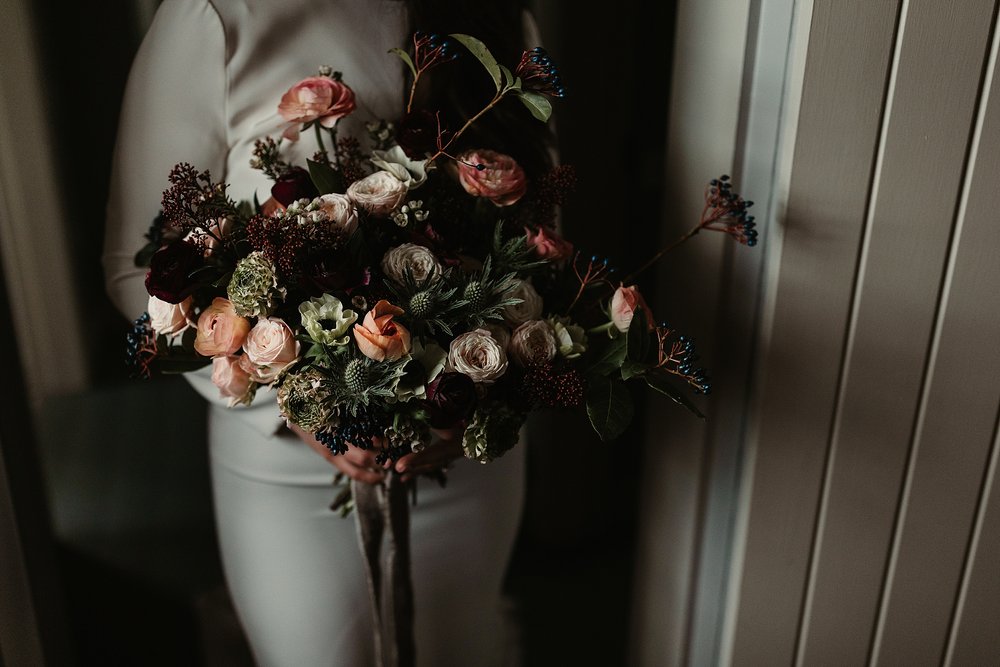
[313, 122, 328, 158]
[425, 91, 505, 166]
[619, 223, 703, 285]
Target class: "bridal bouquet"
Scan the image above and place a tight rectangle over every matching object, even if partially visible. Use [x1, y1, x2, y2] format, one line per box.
[127, 34, 756, 461]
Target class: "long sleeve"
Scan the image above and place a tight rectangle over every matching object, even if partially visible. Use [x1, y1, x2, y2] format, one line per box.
[103, 0, 284, 436]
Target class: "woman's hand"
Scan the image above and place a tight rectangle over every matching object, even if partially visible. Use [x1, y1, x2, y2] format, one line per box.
[394, 427, 465, 482]
[287, 423, 386, 485]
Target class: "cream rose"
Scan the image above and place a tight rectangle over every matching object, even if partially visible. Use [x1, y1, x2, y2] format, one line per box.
[194, 298, 251, 357]
[347, 171, 408, 217]
[211, 356, 254, 407]
[381, 243, 443, 285]
[147, 295, 194, 337]
[503, 279, 544, 325]
[447, 329, 508, 384]
[509, 320, 557, 368]
[314, 193, 358, 235]
[611, 285, 654, 332]
[241, 318, 300, 383]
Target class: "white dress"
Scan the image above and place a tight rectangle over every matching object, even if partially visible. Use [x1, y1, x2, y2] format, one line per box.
[102, 1, 531, 664]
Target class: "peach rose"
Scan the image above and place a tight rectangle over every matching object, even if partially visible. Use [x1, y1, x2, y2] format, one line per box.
[240, 318, 300, 382]
[456, 150, 527, 206]
[211, 356, 254, 406]
[354, 300, 411, 361]
[147, 295, 194, 336]
[194, 297, 251, 357]
[611, 285, 655, 332]
[525, 226, 573, 261]
[314, 193, 359, 235]
[278, 75, 356, 137]
[347, 171, 408, 217]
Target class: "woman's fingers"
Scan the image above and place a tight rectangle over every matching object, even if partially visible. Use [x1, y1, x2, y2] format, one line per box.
[331, 456, 385, 485]
[287, 423, 384, 484]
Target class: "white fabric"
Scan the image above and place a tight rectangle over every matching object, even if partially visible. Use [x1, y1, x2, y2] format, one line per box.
[102, 1, 532, 664]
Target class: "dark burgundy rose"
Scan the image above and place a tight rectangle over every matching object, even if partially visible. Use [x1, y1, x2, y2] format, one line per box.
[396, 110, 440, 159]
[423, 372, 477, 428]
[271, 167, 319, 206]
[144, 240, 204, 304]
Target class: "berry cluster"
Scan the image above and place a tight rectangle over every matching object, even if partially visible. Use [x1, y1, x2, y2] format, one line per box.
[701, 175, 757, 246]
[515, 47, 566, 98]
[125, 313, 158, 379]
[521, 362, 586, 409]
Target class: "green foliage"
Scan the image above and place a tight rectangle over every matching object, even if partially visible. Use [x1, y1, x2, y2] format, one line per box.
[585, 376, 635, 441]
[586, 334, 627, 378]
[491, 222, 547, 275]
[645, 370, 706, 420]
[512, 90, 553, 122]
[389, 47, 417, 78]
[307, 159, 344, 195]
[450, 34, 502, 90]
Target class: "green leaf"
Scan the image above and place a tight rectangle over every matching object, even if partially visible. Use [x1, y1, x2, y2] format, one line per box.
[133, 242, 159, 268]
[450, 33, 502, 90]
[620, 360, 651, 381]
[586, 377, 635, 441]
[627, 309, 650, 362]
[587, 334, 627, 377]
[645, 371, 706, 420]
[499, 64, 515, 89]
[307, 159, 344, 195]
[513, 90, 552, 122]
[389, 47, 417, 78]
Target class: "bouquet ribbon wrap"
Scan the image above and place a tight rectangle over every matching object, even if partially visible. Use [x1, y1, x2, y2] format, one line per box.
[352, 472, 416, 667]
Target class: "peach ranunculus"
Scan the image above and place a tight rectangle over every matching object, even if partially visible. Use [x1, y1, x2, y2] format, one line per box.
[240, 318, 301, 383]
[147, 295, 194, 337]
[278, 74, 356, 139]
[353, 300, 411, 361]
[211, 355, 254, 406]
[525, 226, 573, 261]
[194, 297, 251, 357]
[455, 149, 527, 206]
[611, 285, 655, 333]
[347, 171, 408, 217]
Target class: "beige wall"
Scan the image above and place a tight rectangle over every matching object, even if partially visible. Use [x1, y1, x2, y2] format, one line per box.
[729, 0, 1000, 664]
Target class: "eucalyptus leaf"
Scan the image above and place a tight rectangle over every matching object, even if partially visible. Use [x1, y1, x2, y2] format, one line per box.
[450, 33, 502, 90]
[513, 90, 552, 122]
[627, 309, 650, 362]
[389, 47, 417, 78]
[307, 159, 344, 195]
[586, 377, 635, 441]
[645, 371, 706, 420]
[587, 334, 627, 377]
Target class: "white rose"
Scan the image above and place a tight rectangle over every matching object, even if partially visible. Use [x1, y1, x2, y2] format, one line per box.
[509, 320, 557, 367]
[241, 318, 300, 383]
[347, 171, 408, 217]
[503, 279, 544, 325]
[371, 145, 427, 189]
[548, 316, 587, 359]
[381, 243, 443, 285]
[447, 329, 508, 384]
[147, 295, 194, 336]
[314, 193, 358, 235]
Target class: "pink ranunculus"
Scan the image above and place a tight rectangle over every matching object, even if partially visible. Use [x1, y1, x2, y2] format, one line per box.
[147, 295, 194, 336]
[278, 76, 356, 135]
[241, 318, 301, 383]
[354, 300, 411, 362]
[211, 355, 254, 406]
[611, 285, 655, 332]
[455, 150, 527, 207]
[194, 297, 251, 357]
[347, 171, 408, 217]
[525, 226, 573, 261]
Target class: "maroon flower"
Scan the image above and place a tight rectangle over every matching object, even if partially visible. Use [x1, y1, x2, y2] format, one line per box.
[396, 110, 440, 159]
[271, 167, 319, 207]
[423, 372, 477, 428]
[144, 240, 204, 304]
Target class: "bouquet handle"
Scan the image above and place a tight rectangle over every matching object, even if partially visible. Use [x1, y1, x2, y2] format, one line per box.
[352, 471, 416, 667]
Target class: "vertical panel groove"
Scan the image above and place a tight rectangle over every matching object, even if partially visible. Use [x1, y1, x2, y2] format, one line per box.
[791, 1, 908, 662]
[867, 3, 1000, 663]
[942, 407, 1000, 665]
